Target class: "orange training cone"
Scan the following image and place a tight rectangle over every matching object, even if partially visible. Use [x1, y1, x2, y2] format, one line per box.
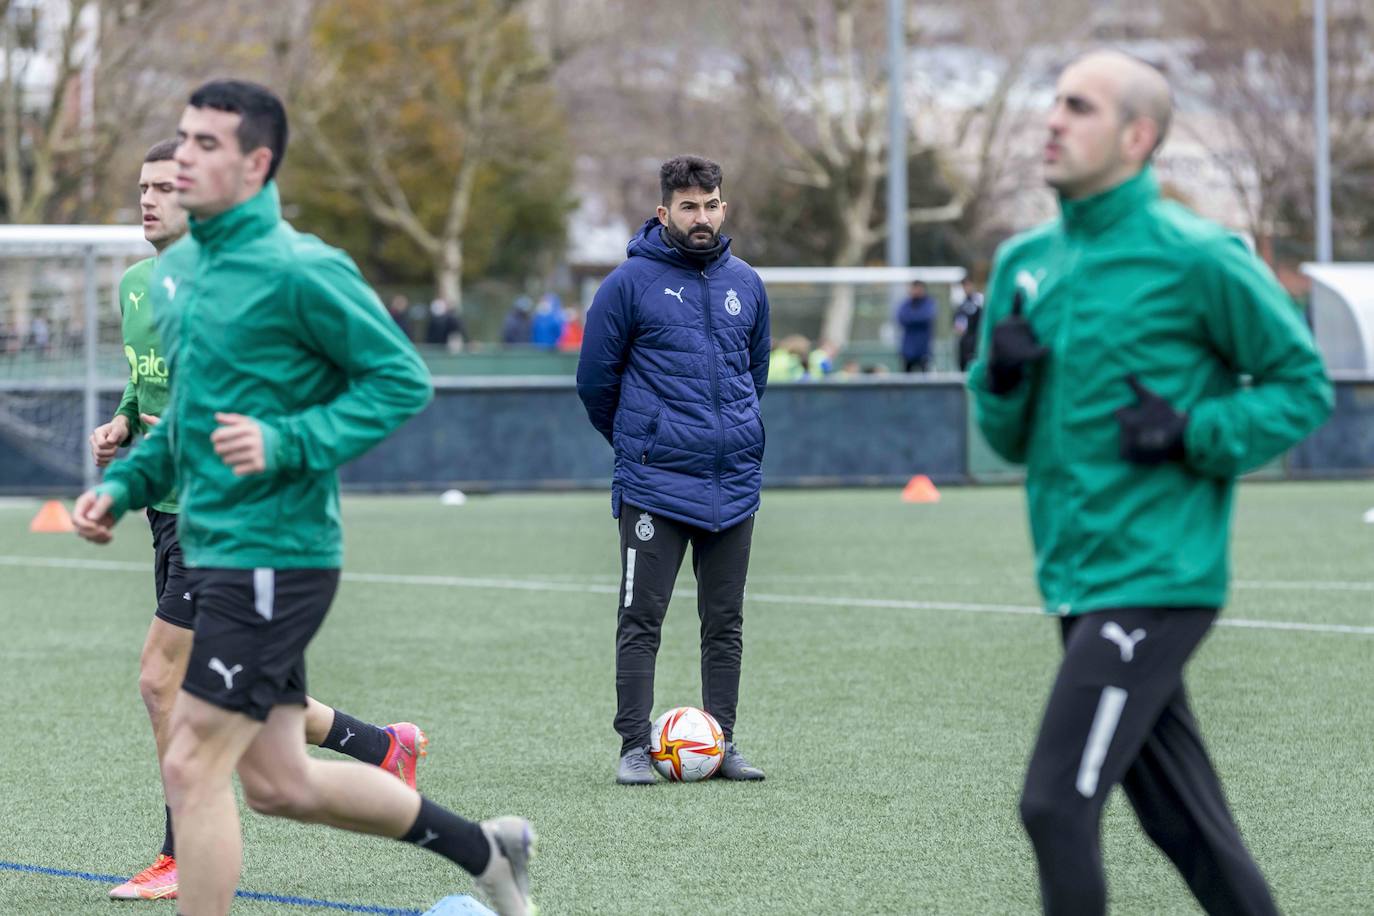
[901, 474, 941, 504]
[30, 500, 75, 533]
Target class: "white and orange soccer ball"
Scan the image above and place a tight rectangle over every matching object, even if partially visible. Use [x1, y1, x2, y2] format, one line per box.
[649, 706, 725, 782]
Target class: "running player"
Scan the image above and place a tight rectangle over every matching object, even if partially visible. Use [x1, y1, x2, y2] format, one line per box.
[89, 137, 427, 903]
[77, 82, 531, 915]
[968, 50, 1332, 915]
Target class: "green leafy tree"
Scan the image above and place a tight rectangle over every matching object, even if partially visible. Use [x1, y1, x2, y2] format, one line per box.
[285, 0, 572, 314]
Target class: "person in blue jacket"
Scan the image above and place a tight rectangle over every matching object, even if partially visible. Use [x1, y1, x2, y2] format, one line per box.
[896, 280, 937, 372]
[577, 155, 771, 785]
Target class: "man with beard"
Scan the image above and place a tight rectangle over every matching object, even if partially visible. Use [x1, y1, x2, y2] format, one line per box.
[576, 155, 771, 785]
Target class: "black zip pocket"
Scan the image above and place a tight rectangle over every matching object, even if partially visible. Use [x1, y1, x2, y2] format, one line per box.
[641, 414, 661, 464]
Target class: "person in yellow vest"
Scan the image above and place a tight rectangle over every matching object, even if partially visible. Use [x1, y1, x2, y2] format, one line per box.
[768, 334, 810, 383]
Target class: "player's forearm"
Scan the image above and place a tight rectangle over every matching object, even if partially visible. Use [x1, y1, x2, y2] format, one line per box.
[99, 424, 175, 514]
[576, 385, 619, 444]
[1184, 368, 1334, 479]
[114, 382, 141, 441]
[267, 370, 433, 473]
[968, 360, 1032, 464]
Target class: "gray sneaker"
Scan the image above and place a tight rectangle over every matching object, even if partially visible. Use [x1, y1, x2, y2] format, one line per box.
[616, 746, 656, 785]
[719, 742, 765, 781]
[474, 816, 537, 916]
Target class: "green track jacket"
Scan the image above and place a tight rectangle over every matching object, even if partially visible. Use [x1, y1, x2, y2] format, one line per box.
[114, 256, 177, 513]
[967, 169, 1333, 615]
[97, 183, 432, 569]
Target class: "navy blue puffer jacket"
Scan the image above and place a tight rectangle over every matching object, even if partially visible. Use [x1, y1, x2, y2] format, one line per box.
[576, 218, 771, 531]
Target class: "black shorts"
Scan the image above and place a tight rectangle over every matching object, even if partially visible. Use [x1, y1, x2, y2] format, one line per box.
[147, 508, 195, 630]
[181, 567, 340, 722]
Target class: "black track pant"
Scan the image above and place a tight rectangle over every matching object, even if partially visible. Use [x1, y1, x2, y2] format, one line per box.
[1020, 607, 1278, 916]
[613, 503, 754, 753]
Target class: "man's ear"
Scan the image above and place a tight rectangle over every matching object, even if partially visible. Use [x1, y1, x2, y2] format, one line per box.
[656, 204, 668, 226]
[1125, 118, 1159, 165]
[245, 146, 274, 186]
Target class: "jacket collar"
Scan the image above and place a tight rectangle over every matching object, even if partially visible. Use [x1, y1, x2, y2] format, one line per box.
[1058, 167, 1157, 237]
[628, 217, 733, 273]
[189, 182, 281, 249]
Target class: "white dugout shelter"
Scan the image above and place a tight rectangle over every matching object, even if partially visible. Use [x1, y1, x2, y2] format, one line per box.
[1301, 262, 1374, 374]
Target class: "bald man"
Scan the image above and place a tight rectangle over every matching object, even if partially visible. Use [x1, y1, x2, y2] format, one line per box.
[967, 51, 1331, 915]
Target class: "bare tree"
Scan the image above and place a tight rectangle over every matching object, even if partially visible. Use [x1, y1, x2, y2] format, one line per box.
[716, 0, 1091, 342]
[931, 0, 1095, 243]
[0, 0, 215, 225]
[1169, 0, 1374, 260]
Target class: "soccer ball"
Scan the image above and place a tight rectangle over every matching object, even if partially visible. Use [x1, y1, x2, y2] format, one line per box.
[649, 706, 725, 782]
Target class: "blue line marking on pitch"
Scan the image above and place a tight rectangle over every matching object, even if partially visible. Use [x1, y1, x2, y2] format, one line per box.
[0, 860, 423, 915]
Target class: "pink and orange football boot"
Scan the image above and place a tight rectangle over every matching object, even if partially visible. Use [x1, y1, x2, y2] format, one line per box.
[380, 722, 428, 789]
[108, 853, 178, 900]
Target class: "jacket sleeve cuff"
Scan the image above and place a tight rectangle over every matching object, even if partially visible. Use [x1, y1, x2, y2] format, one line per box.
[260, 419, 298, 475]
[1181, 405, 1243, 479]
[93, 480, 131, 519]
[974, 381, 1032, 427]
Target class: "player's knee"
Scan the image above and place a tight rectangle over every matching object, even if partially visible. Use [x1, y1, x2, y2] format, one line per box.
[242, 782, 294, 818]
[159, 741, 199, 807]
[617, 624, 662, 654]
[241, 772, 315, 820]
[137, 660, 179, 722]
[1134, 808, 1190, 857]
[1019, 788, 1078, 844]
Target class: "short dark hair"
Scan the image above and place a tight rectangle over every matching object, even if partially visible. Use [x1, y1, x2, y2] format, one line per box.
[187, 79, 289, 182]
[660, 155, 723, 205]
[144, 139, 178, 163]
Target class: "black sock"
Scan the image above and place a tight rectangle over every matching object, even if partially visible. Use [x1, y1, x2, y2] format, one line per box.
[400, 796, 491, 875]
[319, 710, 393, 766]
[160, 806, 174, 858]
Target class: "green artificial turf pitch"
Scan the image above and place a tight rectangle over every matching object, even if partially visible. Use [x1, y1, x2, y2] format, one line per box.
[0, 482, 1370, 914]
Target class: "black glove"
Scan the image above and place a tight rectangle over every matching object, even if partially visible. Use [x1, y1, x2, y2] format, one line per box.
[987, 291, 1048, 395]
[1115, 375, 1188, 465]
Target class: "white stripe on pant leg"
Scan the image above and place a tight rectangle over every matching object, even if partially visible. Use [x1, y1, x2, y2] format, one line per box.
[253, 567, 275, 621]
[623, 548, 637, 608]
[1076, 686, 1128, 798]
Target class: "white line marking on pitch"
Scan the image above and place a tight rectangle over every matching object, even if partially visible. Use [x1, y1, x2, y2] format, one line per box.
[0, 555, 1370, 637]
[1235, 579, 1374, 593]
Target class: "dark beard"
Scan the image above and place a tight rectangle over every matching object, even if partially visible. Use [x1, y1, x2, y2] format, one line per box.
[664, 220, 718, 250]
[661, 222, 723, 264]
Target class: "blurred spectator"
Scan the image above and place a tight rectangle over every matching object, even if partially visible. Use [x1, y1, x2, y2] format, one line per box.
[768, 334, 810, 383]
[424, 298, 467, 352]
[557, 306, 584, 352]
[895, 280, 936, 372]
[406, 296, 429, 333]
[953, 277, 985, 371]
[501, 295, 535, 345]
[388, 295, 411, 339]
[529, 292, 565, 349]
[29, 316, 51, 355]
[807, 339, 838, 378]
[62, 318, 83, 351]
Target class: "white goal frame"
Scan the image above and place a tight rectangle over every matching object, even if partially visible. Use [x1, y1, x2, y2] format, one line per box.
[0, 225, 152, 488]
